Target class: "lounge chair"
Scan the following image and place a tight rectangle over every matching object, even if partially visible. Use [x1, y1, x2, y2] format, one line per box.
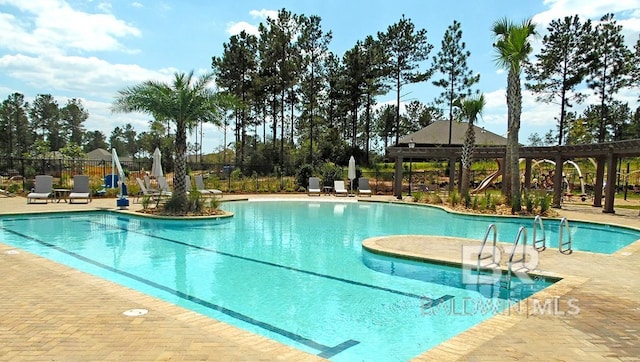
[334, 180, 348, 196]
[156, 176, 173, 197]
[194, 174, 223, 198]
[135, 177, 161, 202]
[308, 177, 321, 196]
[69, 175, 92, 204]
[185, 175, 192, 193]
[358, 177, 372, 197]
[27, 175, 53, 204]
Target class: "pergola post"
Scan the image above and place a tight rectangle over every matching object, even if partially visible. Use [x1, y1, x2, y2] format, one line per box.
[553, 154, 563, 208]
[593, 157, 605, 208]
[524, 158, 532, 192]
[603, 151, 617, 213]
[394, 156, 404, 199]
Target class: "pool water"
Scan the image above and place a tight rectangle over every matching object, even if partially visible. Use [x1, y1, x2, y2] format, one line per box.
[0, 201, 638, 361]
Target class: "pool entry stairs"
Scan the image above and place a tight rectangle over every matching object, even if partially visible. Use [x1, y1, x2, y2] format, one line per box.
[474, 216, 573, 291]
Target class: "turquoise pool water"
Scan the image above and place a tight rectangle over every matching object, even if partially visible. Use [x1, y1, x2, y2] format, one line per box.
[0, 201, 638, 361]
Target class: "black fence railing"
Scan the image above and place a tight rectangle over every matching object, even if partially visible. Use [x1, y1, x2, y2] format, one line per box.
[0, 157, 402, 195]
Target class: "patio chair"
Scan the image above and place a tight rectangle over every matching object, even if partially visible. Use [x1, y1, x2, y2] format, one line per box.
[69, 175, 92, 204]
[135, 177, 161, 203]
[334, 180, 348, 197]
[27, 175, 53, 204]
[194, 174, 223, 198]
[308, 177, 321, 196]
[156, 176, 173, 197]
[358, 177, 372, 197]
[185, 175, 192, 193]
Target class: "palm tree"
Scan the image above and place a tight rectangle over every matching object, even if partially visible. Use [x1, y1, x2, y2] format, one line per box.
[456, 94, 486, 197]
[112, 71, 228, 212]
[492, 18, 536, 212]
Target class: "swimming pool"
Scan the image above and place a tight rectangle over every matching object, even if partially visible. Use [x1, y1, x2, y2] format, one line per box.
[0, 201, 637, 360]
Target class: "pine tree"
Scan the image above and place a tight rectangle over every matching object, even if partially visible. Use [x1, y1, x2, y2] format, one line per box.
[432, 20, 480, 145]
[585, 13, 633, 142]
[526, 15, 591, 145]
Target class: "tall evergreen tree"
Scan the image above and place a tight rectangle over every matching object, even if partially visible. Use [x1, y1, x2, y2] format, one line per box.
[432, 20, 480, 145]
[585, 13, 633, 142]
[0, 93, 32, 159]
[298, 14, 332, 164]
[378, 15, 433, 144]
[492, 18, 536, 212]
[29, 94, 62, 150]
[212, 30, 258, 166]
[61, 98, 88, 146]
[83, 130, 108, 152]
[526, 15, 591, 145]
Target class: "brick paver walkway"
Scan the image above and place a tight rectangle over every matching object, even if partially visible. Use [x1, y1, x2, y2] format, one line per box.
[1, 195, 638, 360]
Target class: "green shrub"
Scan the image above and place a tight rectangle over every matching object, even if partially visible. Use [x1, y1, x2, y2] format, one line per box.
[471, 196, 479, 210]
[538, 192, 551, 215]
[449, 190, 460, 207]
[208, 196, 221, 210]
[187, 190, 204, 213]
[524, 192, 534, 212]
[412, 191, 425, 203]
[141, 195, 152, 210]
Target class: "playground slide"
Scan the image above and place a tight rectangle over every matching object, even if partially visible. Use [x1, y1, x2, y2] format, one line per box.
[472, 169, 501, 194]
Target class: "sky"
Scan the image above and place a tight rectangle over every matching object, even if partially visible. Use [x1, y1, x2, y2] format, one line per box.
[0, 0, 639, 155]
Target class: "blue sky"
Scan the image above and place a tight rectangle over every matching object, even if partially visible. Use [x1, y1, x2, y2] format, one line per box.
[0, 0, 638, 154]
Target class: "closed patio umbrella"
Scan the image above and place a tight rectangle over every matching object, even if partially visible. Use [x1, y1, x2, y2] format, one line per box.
[151, 147, 163, 178]
[348, 155, 356, 196]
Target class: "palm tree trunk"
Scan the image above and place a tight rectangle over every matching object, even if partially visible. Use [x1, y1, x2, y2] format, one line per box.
[461, 122, 475, 196]
[174, 123, 188, 210]
[507, 68, 522, 212]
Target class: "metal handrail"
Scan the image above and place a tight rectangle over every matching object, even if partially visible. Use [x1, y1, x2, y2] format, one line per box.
[558, 217, 573, 254]
[477, 224, 499, 272]
[507, 227, 528, 284]
[532, 215, 546, 251]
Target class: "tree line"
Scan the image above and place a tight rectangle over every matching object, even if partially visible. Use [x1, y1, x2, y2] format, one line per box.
[1, 11, 639, 181]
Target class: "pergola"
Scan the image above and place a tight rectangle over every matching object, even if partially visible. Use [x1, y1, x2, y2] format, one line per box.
[387, 122, 640, 213]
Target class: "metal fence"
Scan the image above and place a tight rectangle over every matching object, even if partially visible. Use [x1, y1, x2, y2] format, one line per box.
[0, 157, 401, 195]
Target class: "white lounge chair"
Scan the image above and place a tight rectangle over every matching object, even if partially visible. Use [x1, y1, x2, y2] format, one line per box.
[69, 175, 92, 204]
[195, 174, 222, 198]
[185, 175, 192, 193]
[135, 177, 161, 202]
[358, 177, 372, 197]
[27, 175, 53, 204]
[156, 176, 173, 197]
[308, 177, 321, 196]
[334, 180, 348, 197]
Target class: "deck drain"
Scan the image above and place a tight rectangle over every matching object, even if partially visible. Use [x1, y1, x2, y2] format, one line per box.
[123, 308, 148, 317]
[5, 250, 19, 255]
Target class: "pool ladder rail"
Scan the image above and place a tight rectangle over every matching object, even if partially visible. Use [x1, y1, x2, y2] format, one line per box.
[530, 216, 573, 254]
[476, 217, 573, 289]
[558, 217, 573, 254]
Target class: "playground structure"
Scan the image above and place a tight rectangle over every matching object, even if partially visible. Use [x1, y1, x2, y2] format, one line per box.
[471, 158, 588, 200]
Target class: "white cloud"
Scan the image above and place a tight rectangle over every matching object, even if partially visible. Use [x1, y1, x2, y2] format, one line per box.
[226, 21, 259, 36]
[249, 9, 278, 20]
[130, 2, 143, 8]
[0, 0, 141, 55]
[0, 53, 174, 98]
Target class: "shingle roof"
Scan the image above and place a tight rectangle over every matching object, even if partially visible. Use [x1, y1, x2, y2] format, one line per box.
[397, 120, 507, 146]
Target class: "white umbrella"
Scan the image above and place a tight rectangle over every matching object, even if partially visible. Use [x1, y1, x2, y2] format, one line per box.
[151, 147, 163, 178]
[348, 156, 356, 195]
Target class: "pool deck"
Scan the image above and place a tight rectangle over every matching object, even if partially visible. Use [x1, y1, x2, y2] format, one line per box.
[1, 194, 639, 361]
